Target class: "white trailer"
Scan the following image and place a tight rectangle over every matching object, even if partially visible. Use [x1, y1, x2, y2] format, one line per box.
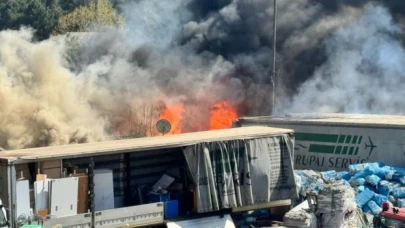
[0, 126, 296, 227]
[235, 113, 405, 171]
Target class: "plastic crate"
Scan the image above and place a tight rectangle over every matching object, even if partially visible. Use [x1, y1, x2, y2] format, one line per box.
[165, 200, 179, 219]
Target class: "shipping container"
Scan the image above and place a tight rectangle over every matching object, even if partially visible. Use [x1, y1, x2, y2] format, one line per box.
[0, 126, 296, 228]
[235, 113, 405, 171]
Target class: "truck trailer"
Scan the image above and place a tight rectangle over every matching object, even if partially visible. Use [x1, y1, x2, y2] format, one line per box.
[234, 113, 405, 171]
[0, 126, 297, 228]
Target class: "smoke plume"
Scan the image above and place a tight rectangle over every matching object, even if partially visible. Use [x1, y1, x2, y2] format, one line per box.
[280, 5, 405, 114]
[1, 0, 405, 149]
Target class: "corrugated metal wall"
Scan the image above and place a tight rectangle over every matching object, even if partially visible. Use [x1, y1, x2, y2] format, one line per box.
[129, 148, 185, 188]
[0, 165, 8, 210]
[64, 147, 185, 207]
[64, 154, 125, 207]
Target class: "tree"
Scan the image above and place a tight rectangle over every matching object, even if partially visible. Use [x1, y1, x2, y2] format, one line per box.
[59, 0, 87, 13]
[109, 104, 161, 139]
[53, 0, 124, 35]
[0, 0, 63, 40]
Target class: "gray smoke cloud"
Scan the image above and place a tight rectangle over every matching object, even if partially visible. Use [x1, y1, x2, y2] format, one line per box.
[1, 0, 405, 149]
[280, 5, 405, 114]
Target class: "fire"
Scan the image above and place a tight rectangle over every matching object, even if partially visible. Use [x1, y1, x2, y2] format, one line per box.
[159, 103, 184, 134]
[158, 101, 238, 135]
[209, 101, 238, 130]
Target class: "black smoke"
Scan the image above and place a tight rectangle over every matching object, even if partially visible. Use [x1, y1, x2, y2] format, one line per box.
[173, 0, 405, 115]
[2, 0, 405, 149]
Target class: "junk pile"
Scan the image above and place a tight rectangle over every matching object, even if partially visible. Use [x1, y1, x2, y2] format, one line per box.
[138, 174, 193, 219]
[283, 180, 360, 227]
[316, 180, 356, 227]
[283, 200, 317, 228]
[284, 162, 405, 227]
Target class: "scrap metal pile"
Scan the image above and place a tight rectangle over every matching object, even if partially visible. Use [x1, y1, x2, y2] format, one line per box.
[284, 162, 405, 227]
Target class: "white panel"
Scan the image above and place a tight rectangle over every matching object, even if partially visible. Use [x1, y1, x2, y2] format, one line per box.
[167, 215, 235, 228]
[34, 179, 50, 212]
[49, 177, 78, 217]
[95, 202, 164, 228]
[94, 169, 114, 211]
[16, 180, 30, 219]
[43, 202, 164, 228]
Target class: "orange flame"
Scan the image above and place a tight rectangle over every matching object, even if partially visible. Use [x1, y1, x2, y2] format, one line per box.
[159, 104, 184, 134]
[209, 101, 238, 130]
[159, 101, 237, 135]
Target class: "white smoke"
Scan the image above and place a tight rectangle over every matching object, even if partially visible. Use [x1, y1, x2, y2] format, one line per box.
[0, 29, 106, 149]
[281, 5, 405, 114]
[0, 0, 243, 150]
[122, 0, 192, 49]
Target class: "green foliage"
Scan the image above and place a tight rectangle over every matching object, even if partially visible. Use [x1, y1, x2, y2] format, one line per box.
[53, 0, 124, 35]
[0, 0, 123, 40]
[59, 0, 87, 13]
[0, 0, 63, 40]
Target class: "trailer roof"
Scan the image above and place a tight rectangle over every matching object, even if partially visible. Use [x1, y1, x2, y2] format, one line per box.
[237, 113, 405, 128]
[0, 126, 292, 164]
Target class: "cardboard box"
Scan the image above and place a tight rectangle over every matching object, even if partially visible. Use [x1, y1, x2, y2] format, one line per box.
[40, 160, 61, 179]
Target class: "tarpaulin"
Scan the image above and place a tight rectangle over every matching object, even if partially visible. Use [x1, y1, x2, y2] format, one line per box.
[183, 135, 297, 213]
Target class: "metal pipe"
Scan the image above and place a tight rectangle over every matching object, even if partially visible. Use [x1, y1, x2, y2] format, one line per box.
[89, 157, 95, 228]
[9, 165, 16, 228]
[271, 0, 277, 115]
[7, 165, 13, 228]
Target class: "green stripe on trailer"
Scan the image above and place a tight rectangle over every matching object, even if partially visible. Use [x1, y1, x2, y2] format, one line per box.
[308, 144, 335, 154]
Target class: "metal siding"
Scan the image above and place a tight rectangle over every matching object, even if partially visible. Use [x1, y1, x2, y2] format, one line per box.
[2, 127, 291, 164]
[129, 148, 185, 190]
[9, 165, 16, 228]
[64, 154, 125, 202]
[64, 148, 186, 207]
[237, 119, 405, 170]
[0, 165, 8, 216]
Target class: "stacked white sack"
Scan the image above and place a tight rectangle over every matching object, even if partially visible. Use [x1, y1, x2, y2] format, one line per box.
[283, 201, 317, 228]
[317, 180, 356, 227]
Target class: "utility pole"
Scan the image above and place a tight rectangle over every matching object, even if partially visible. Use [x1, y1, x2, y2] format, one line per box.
[95, 0, 99, 24]
[271, 0, 277, 115]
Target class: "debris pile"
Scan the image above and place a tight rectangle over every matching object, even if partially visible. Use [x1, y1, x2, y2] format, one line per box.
[296, 163, 405, 211]
[284, 180, 359, 228]
[316, 180, 356, 227]
[286, 162, 405, 227]
[283, 201, 317, 228]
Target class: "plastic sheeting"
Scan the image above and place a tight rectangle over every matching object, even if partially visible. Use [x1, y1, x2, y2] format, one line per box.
[355, 188, 375, 208]
[183, 135, 297, 213]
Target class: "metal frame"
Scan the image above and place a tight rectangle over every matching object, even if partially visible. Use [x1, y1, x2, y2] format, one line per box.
[8, 165, 16, 228]
[1, 127, 295, 227]
[0, 127, 292, 165]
